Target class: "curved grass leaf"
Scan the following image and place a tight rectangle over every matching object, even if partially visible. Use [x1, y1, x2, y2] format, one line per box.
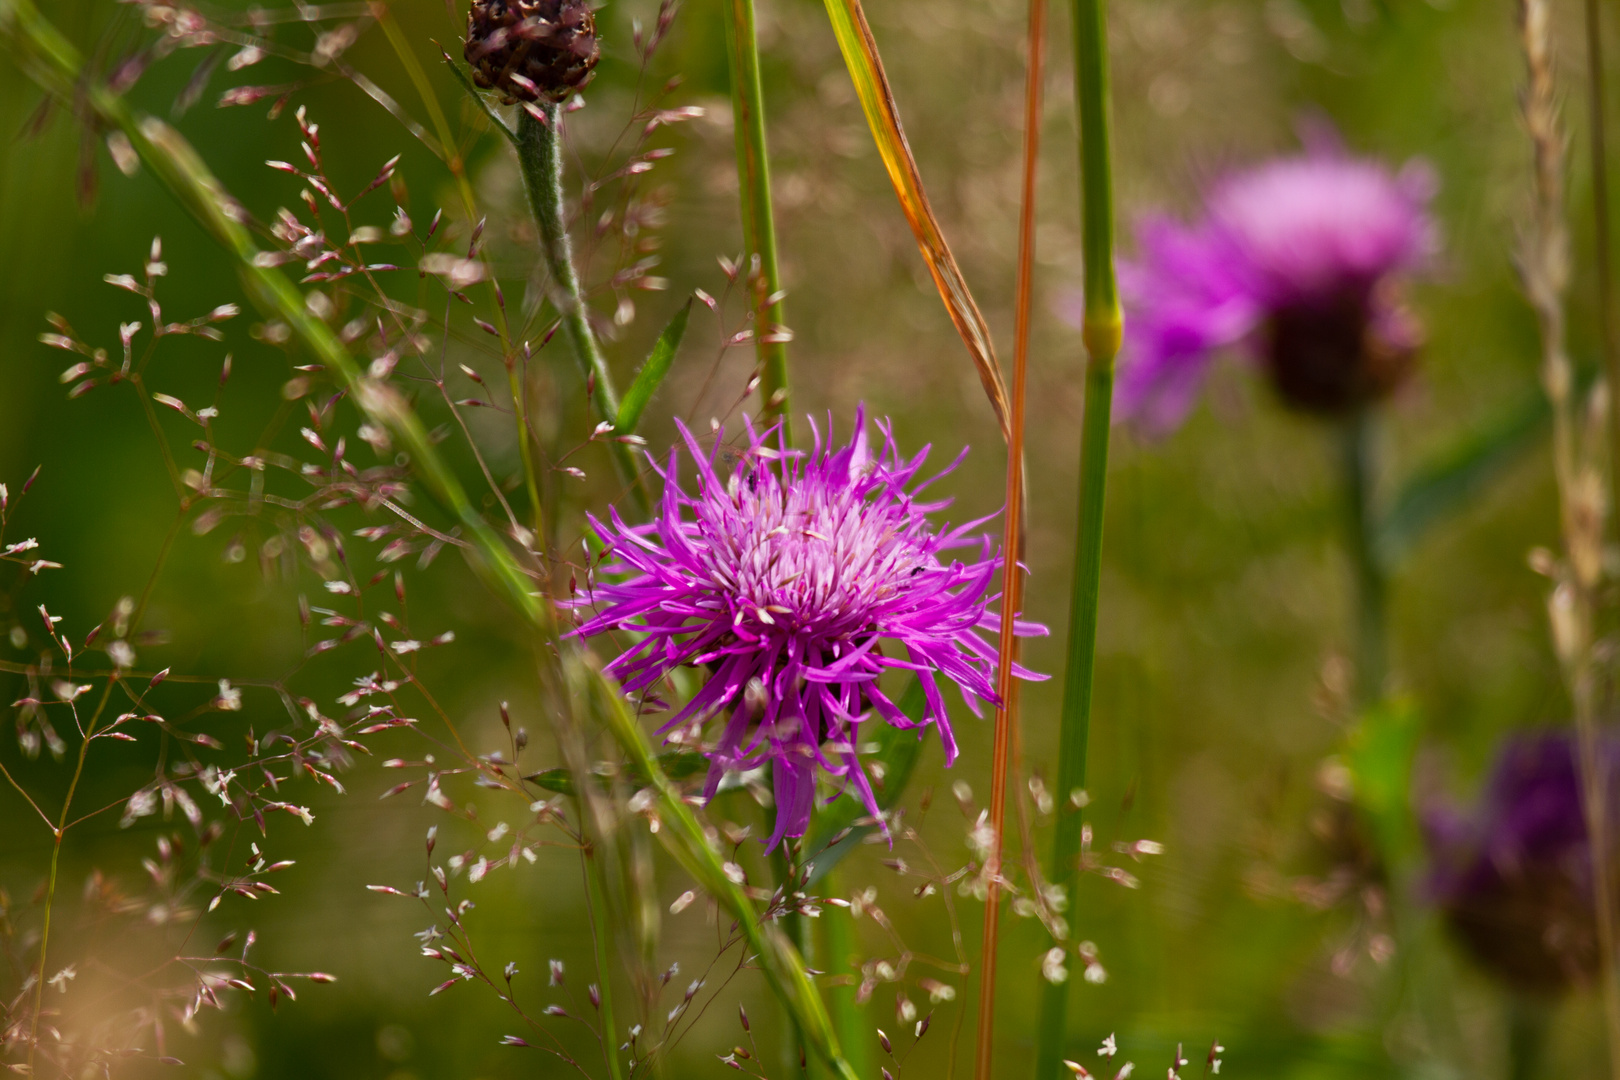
[1375, 392, 1548, 566]
[820, 0, 1010, 442]
[617, 299, 691, 434]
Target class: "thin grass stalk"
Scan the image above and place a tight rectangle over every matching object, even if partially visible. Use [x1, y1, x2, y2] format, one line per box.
[1518, 1, 1620, 1075]
[723, 0, 791, 432]
[516, 104, 650, 514]
[0, 10, 858, 1073]
[1584, 0, 1620, 511]
[1032, 0, 1122, 1068]
[973, 0, 1044, 1072]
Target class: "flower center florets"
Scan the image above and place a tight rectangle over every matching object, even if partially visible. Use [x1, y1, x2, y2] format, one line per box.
[693, 459, 931, 641]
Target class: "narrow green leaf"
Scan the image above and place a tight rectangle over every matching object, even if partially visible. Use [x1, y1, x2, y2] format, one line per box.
[1376, 392, 1548, 566]
[1343, 697, 1422, 862]
[525, 748, 708, 796]
[617, 299, 691, 434]
[803, 678, 927, 887]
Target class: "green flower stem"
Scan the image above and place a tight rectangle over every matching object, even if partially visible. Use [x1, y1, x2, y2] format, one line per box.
[821, 868, 871, 1080]
[723, 0, 791, 432]
[516, 104, 649, 514]
[581, 835, 629, 1080]
[586, 669, 859, 1080]
[1034, 0, 1121, 1071]
[0, 8, 854, 1075]
[1034, 364, 1113, 1080]
[1341, 409, 1388, 709]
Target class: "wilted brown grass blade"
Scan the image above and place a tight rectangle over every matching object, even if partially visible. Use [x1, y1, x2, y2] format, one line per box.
[976, 0, 1044, 1071]
[821, 0, 1010, 442]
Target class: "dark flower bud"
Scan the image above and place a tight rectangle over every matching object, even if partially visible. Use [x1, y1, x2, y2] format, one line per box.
[1425, 729, 1620, 995]
[465, 0, 600, 105]
[1262, 283, 1421, 416]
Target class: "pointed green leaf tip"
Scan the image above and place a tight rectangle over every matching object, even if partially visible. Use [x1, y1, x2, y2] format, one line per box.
[617, 299, 692, 434]
[524, 748, 708, 796]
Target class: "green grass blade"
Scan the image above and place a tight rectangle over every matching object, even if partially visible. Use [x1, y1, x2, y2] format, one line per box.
[617, 299, 692, 434]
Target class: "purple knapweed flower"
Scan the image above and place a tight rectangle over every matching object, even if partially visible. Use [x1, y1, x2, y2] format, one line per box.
[1424, 729, 1620, 993]
[1095, 138, 1439, 432]
[571, 410, 1044, 850]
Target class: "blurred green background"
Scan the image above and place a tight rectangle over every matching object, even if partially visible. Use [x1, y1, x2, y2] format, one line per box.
[0, 0, 1613, 1076]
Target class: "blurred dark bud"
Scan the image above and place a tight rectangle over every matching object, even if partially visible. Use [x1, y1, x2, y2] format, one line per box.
[465, 0, 600, 105]
[1425, 729, 1619, 994]
[1262, 283, 1422, 416]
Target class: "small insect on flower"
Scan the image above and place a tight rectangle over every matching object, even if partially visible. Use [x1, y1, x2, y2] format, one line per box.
[1091, 127, 1439, 432]
[571, 409, 1045, 849]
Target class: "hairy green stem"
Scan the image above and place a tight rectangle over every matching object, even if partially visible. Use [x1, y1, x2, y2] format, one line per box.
[0, 7, 857, 1073]
[1341, 409, 1388, 709]
[723, 0, 791, 431]
[1033, 0, 1120, 1069]
[516, 104, 648, 513]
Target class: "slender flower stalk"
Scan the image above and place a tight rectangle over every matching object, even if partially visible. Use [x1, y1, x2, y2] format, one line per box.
[1033, 0, 1122, 1071]
[974, 0, 1044, 1070]
[0, 9, 862, 1073]
[1341, 408, 1387, 707]
[516, 104, 649, 513]
[724, 0, 791, 432]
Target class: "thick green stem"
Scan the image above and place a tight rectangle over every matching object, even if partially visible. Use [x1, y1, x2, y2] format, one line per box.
[1033, 0, 1120, 1070]
[0, 8, 856, 1073]
[822, 868, 871, 1080]
[581, 840, 629, 1080]
[723, 0, 791, 431]
[516, 105, 648, 513]
[1034, 364, 1114, 1079]
[1506, 994, 1551, 1080]
[1341, 409, 1388, 710]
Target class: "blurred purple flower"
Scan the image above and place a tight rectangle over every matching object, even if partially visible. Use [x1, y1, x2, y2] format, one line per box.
[1085, 139, 1439, 432]
[1424, 729, 1619, 993]
[571, 409, 1045, 849]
